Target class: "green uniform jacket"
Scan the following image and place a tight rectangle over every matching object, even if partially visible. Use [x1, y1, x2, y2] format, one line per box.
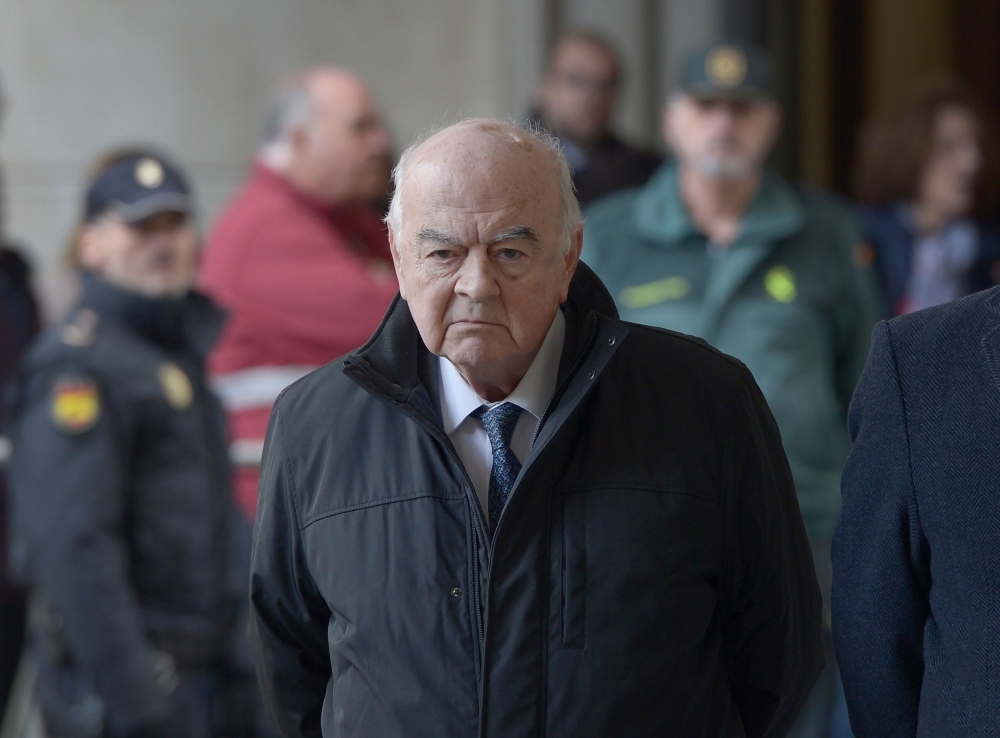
[583, 163, 878, 541]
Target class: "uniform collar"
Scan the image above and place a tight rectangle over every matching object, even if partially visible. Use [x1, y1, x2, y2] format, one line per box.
[635, 161, 806, 246]
[80, 272, 226, 356]
[439, 309, 566, 434]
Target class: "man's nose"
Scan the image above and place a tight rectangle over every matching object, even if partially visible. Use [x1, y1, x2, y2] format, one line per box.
[454, 251, 501, 301]
[704, 108, 737, 136]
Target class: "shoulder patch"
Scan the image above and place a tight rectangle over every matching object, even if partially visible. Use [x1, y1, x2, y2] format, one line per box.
[765, 265, 797, 303]
[51, 375, 101, 433]
[158, 363, 193, 410]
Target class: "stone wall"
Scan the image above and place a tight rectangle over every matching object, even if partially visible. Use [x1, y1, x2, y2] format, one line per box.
[0, 0, 718, 275]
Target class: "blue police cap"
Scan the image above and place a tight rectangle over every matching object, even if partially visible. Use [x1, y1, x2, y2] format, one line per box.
[85, 153, 193, 224]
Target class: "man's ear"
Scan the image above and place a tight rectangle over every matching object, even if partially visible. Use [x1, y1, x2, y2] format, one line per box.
[660, 101, 674, 151]
[560, 226, 583, 302]
[288, 125, 310, 162]
[76, 222, 104, 272]
[388, 228, 407, 300]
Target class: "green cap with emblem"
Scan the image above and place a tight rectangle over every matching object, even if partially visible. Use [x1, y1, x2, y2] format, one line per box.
[680, 40, 772, 101]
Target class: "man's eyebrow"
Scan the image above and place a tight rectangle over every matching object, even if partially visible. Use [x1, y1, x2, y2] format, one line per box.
[415, 228, 462, 246]
[490, 225, 539, 244]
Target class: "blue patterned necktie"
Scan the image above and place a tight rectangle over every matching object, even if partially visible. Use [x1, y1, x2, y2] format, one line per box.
[473, 402, 523, 534]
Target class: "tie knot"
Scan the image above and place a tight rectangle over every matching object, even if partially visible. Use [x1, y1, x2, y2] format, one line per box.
[474, 402, 522, 451]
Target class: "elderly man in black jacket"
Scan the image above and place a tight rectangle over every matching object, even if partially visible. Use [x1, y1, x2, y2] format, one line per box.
[250, 118, 822, 737]
[834, 287, 1000, 735]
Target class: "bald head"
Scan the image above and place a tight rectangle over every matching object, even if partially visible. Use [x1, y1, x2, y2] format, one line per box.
[387, 119, 581, 254]
[260, 66, 390, 206]
[385, 119, 583, 401]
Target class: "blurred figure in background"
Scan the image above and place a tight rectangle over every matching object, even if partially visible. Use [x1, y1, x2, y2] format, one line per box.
[5, 150, 244, 738]
[198, 66, 398, 524]
[0, 159, 40, 714]
[584, 40, 877, 738]
[198, 68, 397, 738]
[531, 30, 662, 207]
[854, 85, 1000, 318]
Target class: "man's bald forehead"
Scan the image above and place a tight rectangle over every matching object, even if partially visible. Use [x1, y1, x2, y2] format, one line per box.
[406, 120, 550, 176]
[303, 67, 373, 109]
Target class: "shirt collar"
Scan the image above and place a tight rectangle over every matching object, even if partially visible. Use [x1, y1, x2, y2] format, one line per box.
[439, 308, 566, 434]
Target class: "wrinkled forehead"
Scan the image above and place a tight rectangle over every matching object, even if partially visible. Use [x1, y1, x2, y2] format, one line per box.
[400, 126, 561, 228]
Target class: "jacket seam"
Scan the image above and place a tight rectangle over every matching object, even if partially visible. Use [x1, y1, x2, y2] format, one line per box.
[622, 321, 745, 371]
[883, 321, 924, 566]
[560, 483, 722, 505]
[276, 408, 308, 534]
[299, 491, 466, 530]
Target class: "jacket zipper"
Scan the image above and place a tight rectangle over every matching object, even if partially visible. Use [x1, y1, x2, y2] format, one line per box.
[471, 523, 485, 656]
[343, 358, 489, 703]
[344, 317, 620, 724]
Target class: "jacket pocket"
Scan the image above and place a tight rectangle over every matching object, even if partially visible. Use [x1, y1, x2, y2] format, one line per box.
[562, 490, 586, 648]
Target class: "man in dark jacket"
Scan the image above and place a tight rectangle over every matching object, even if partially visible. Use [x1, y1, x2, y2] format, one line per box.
[6, 151, 241, 738]
[532, 31, 662, 207]
[250, 119, 822, 737]
[0, 163, 40, 714]
[833, 286, 1000, 735]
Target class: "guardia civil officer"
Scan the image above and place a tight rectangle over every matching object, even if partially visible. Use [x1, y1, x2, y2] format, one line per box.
[5, 150, 242, 738]
[583, 41, 878, 737]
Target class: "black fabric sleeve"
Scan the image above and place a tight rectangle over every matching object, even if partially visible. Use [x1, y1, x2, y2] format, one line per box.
[250, 404, 332, 738]
[722, 364, 824, 737]
[831, 320, 927, 736]
[7, 369, 172, 734]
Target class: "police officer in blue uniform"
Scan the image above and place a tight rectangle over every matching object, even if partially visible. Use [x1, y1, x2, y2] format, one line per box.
[5, 150, 245, 738]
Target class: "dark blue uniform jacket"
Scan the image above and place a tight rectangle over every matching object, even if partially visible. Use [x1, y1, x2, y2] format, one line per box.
[5, 275, 234, 736]
[858, 204, 1000, 318]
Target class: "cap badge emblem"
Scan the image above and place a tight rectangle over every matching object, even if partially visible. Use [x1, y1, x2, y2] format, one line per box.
[158, 363, 193, 410]
[706, 46, 747, 89]
[135, 158, 165, 188]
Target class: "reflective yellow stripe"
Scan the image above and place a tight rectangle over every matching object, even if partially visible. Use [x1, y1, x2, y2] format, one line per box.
[620, 276, 690, 310]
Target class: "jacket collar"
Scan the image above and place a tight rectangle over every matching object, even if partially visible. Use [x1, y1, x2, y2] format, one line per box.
[344, 261, 621, 418]
[635, 161, 806, 247]
[80, 272, 226, 357]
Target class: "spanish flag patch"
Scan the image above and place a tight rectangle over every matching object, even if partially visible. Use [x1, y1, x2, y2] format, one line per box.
[50, 375, 101, 433]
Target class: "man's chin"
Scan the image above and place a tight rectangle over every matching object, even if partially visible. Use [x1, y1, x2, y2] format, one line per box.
[440, 335, 509, 371]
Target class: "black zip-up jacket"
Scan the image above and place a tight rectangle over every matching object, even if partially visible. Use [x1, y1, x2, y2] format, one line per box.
[6, 275, 234, 735]
[250, 264, 823, 737]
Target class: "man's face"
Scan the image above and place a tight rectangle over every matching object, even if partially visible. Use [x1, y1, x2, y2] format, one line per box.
[538, 39, 619, 147]
[390, 129, 581, 397]
[919, 105, 983, 221]
[664, 93, 781, 180]
[292, 72, 391, 206]
[78, 211, 199, 298]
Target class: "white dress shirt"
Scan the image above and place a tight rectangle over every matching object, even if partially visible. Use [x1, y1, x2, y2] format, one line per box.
[439, 309, 566, 520]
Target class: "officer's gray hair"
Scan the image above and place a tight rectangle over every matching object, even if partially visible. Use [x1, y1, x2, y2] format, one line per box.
[385, 119, 582, 256]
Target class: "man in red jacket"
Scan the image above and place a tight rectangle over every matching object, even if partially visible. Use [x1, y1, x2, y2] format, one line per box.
[199, 67, 398, 521]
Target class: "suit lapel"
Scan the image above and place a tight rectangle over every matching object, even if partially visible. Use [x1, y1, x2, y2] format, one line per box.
[979, 290, 1000, 394]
